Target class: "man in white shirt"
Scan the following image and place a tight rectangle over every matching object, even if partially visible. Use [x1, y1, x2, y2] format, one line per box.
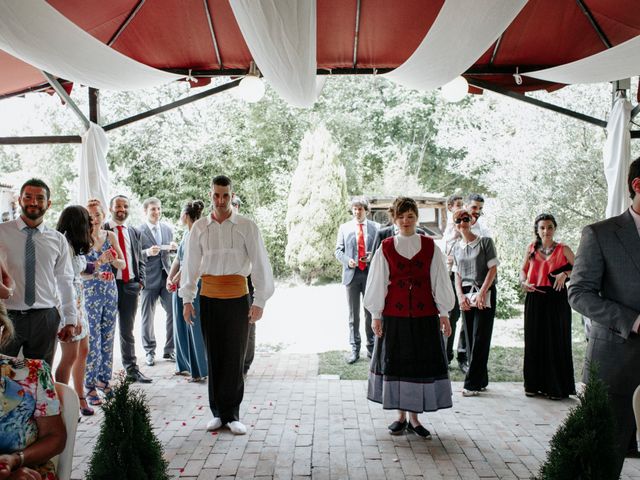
[335, 197, 380, 364]
[180, 175, 274, 435]
[138, 197, 176, 367]
[104, 195, 151, 383]
[0, 178, 76, 366]
[466, 193, 492, 238]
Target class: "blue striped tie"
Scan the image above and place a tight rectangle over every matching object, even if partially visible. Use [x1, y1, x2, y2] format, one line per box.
[24, 227, 37, 306]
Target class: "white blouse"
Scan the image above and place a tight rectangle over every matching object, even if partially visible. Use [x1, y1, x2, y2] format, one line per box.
[363, 233, 455, 320]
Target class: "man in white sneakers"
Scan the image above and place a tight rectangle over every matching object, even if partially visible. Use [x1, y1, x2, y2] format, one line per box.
[180, 175, 274, 435]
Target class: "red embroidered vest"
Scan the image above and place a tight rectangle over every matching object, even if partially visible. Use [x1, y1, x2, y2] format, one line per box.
[382, 235, 438, 318]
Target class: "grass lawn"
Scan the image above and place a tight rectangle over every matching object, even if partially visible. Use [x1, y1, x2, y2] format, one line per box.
[318, 312, 587, 382]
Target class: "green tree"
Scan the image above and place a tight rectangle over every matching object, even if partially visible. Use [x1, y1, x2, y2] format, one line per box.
[86, 378, 169, 480]
[285, 124, 348, 282]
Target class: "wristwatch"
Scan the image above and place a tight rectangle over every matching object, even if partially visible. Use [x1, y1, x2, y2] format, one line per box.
[14, 451, 24, 469]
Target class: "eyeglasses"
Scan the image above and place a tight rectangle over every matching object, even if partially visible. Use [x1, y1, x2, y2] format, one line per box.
[454, 217, 471, 224]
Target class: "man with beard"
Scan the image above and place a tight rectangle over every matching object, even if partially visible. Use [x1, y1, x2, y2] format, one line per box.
[0, 178, 76, 366]
[104, 195, 151, 383]
[180, 175, 274, 435]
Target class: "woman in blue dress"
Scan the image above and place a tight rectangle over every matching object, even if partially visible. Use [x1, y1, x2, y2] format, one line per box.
[167, 200, 208, 382]
[84, 199, 125, 405]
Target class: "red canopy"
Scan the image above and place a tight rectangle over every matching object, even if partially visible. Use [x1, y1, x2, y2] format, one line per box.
[1, 0, 638, 99]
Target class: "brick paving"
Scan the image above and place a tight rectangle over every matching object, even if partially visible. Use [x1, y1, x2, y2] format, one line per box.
[71, 352, 640, 479]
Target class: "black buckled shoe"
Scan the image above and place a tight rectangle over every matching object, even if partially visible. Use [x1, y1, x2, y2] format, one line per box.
[407, 422, 431, 438]
[388, 420, 407, 435]
[346, 352, 359, 364]
[126, 367, 152, 383]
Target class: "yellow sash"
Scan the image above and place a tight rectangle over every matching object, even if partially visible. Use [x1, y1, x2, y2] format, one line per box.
[200, 274, 248, 299]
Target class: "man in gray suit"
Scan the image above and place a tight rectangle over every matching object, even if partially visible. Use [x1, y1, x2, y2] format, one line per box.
[335, 197, 379, 364]
[569, 157, 640, 476]
[139, 197, 176, 366]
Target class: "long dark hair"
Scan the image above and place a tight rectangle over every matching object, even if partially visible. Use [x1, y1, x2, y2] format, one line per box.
[57, 205, 93, 255]
[531, 213, 558, 259]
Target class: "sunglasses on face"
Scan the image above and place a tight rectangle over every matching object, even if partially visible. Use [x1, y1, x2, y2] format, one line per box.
[454, 217, 471, 224]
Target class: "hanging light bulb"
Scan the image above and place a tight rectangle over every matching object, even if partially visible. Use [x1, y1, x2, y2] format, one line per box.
[238, 61, 265, 103]
[441, 76, 468, 103]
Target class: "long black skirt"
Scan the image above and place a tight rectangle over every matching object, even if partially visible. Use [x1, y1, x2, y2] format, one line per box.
[523, 287, 575, 397]
[368, 314, 452, 413]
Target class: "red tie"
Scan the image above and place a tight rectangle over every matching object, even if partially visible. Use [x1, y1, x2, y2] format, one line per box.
[357, 223, 366, 270]
[116, 225, 130, 282]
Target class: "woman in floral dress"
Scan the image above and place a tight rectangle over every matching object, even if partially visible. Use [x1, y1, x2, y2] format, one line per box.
[1, 275, 66, 479]
[84, 199, 125, 406]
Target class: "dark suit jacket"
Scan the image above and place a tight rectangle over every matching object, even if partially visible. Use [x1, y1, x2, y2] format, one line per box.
[103, 222, 146, 286]
[138, 222, 173, 289]
[568, 209, 640, 396]
[335, 220, 379, 286]
[371, 225, 427, 253]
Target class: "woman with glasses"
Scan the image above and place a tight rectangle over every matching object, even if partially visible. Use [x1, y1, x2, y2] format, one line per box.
[364, 197, 455, 438]
[520, 213, 575, 400]
[451, 208, 499, 397]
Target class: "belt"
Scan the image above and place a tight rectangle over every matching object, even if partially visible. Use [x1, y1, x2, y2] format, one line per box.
[8, 307, 55, 315]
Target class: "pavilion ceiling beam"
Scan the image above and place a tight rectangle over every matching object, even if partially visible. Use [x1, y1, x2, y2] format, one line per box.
[575, 0, 612, 49]
[203, 0, 223, 69]
[103, 77, 241, 131]
[41, 71, 90, 130]
[352, 0, 362, 68]
[468, 78, 607, 128]
[0, 135, 82, 145]
[108, 0, 146, 46]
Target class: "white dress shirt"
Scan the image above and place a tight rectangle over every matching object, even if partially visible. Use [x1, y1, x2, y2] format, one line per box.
[364, 233, 455, 320]
[471, 218, 492, 238]
[0, 217, 77, 326]
[108, 220, 133, 281]
[179, 211, 275, 308]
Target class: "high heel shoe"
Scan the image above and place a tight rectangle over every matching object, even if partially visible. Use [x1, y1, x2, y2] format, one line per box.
[96, 382, 113, 400]
[78, 397, 95, 416]
[85, 389, 103, 406]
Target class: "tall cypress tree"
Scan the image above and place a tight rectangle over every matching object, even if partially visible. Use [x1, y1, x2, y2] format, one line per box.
[86, 379, 169, 480]
[537, 364, 618, 479]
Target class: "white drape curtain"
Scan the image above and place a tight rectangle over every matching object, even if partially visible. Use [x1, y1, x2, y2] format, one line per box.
[385, 0, 527, 91]
[527, 34, 640, 85]
[230, 0, 318, 108]
[0, 0, 182, 91]
[603, 94, 632, 218]
[77, 123, 110, 209]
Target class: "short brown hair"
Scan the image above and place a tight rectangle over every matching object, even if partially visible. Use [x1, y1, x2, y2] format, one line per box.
[391, 197, 418, 218]
[452, 208, 472, 222]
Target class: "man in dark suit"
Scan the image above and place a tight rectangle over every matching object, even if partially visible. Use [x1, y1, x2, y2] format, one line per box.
[568, 157, 640, 476]
[106, 195, 151, 383]
[138, 197, 176, 367]
[335, 197, 379, 364]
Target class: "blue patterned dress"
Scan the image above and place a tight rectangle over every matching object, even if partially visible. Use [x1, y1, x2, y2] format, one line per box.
[173, 232, 208, 378]
[83, 237, 118, 389]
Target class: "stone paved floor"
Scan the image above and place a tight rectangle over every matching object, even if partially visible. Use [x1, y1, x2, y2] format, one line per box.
[71, 352, 640, 479]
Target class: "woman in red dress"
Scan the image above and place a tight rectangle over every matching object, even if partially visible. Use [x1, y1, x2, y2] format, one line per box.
[520, 213, 576, 399]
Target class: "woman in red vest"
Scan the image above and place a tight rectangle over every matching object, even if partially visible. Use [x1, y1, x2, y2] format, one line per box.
[364, 197, 455, 438]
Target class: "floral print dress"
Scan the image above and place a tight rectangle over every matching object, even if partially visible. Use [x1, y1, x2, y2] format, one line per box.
[83, 238, 118, 389]
[0, 355, 60, 479]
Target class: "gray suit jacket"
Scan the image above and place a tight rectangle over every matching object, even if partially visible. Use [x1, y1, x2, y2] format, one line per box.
[568, 209, 640, 395]
[139, 222, 173, 289]
[335, 219, 379, 285]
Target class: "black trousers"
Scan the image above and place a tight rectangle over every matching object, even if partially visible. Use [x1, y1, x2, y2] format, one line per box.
[200, 295, 250, 424]
[116, 280, 140, 371]
[462, 286, 497, 391]
[346, 268, 374, 354]
[446, 272, 466, 363]
[2, 307, 60, 366]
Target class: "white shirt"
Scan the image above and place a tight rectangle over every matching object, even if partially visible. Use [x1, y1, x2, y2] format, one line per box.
[471, 218, 492, 238]
[108, 220, 133, 281]
[0, 217, 77, 326]
[179, 211, 275, 307]
[363, 233, 455, 320]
